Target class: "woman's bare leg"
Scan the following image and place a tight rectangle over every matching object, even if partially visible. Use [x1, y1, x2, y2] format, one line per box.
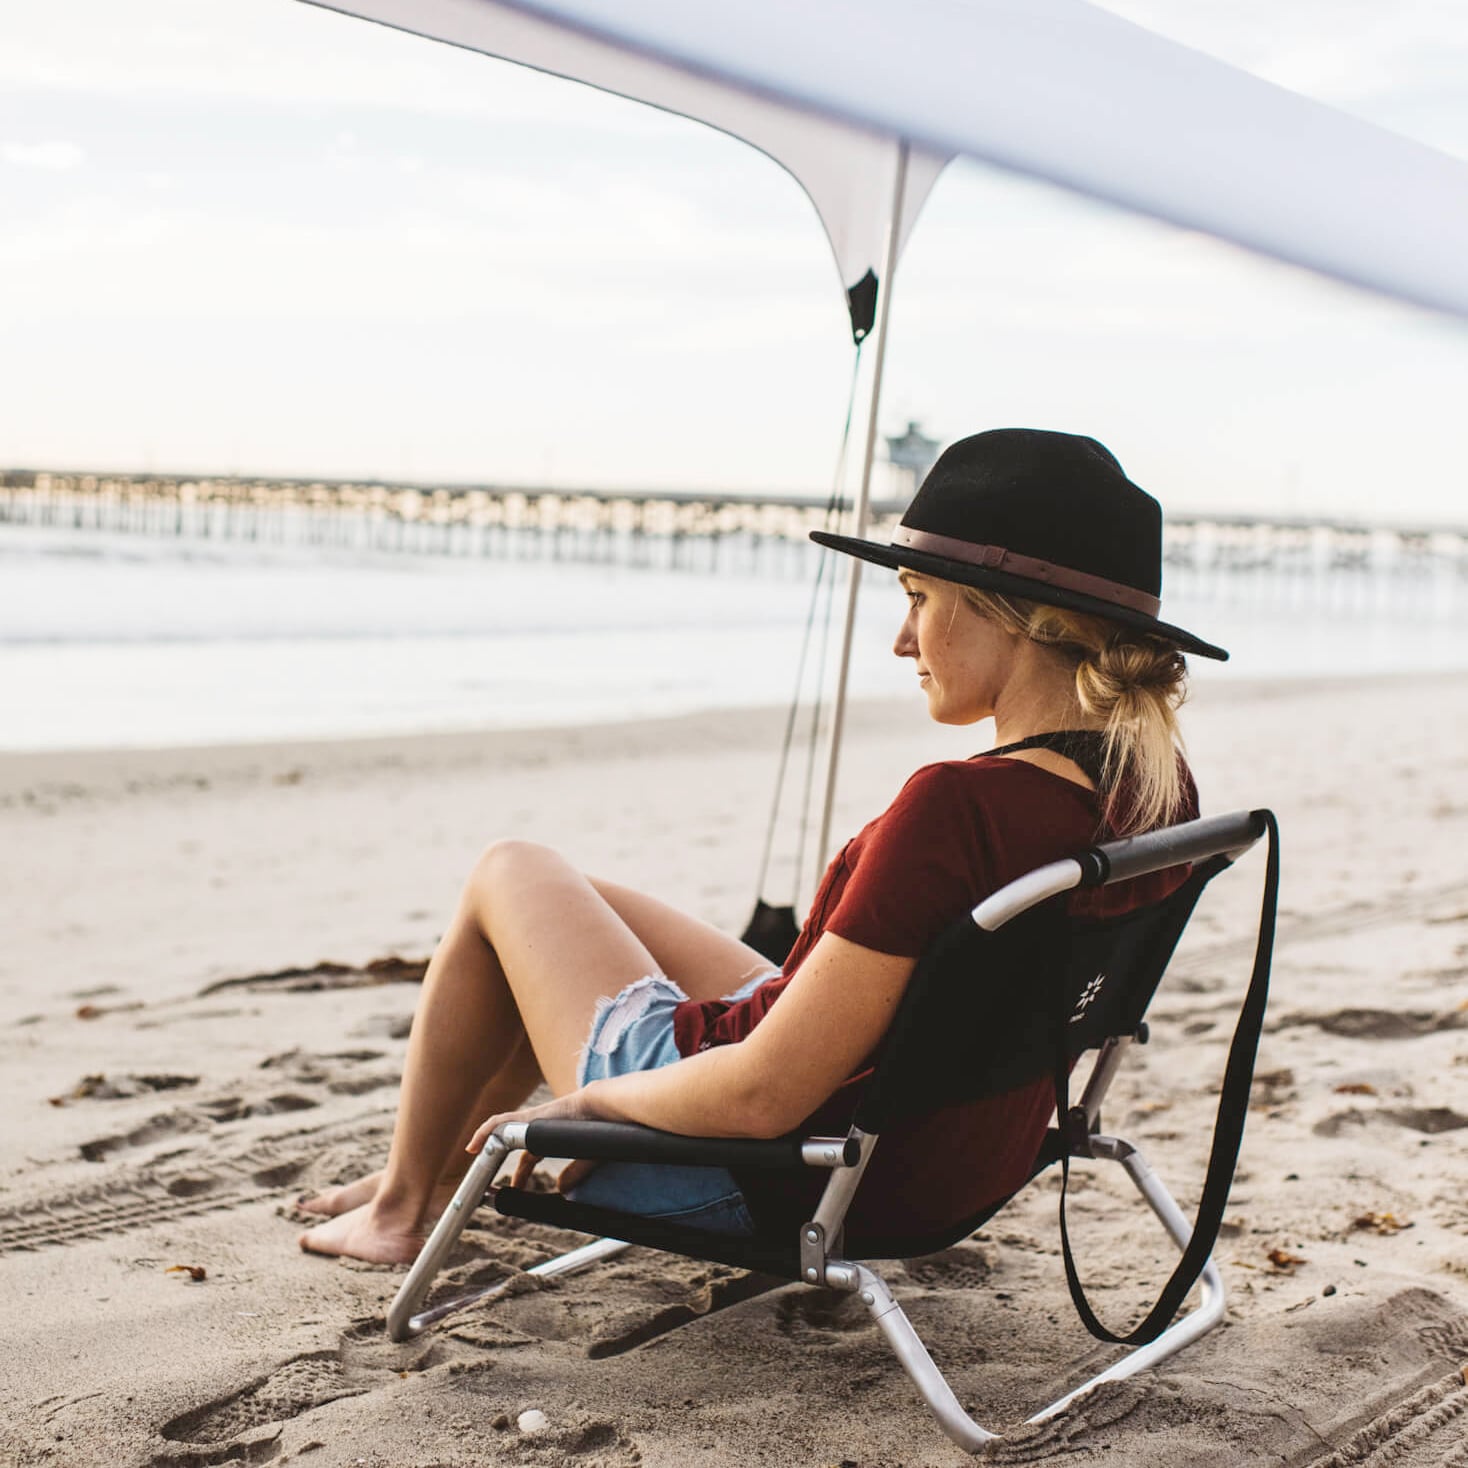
[298, 841, 769, 1262]
[297, 879, 769, 1218]
[297, 1035, 544, 1217]
[590, 877, 776, 999]
[297, 883, 538, 1261]
[295, 878, 768, 1220]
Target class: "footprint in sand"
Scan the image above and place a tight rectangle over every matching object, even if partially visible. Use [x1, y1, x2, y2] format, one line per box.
[581, 1268, 778, 1360]
[260, 1046, 386, 1074]
[146, 1437, 281, 1467]
[1385, 1105, 1468, 1134]
[159, 1351, 368, 1446]
[52, 1072, 199, 1103]
[257, 1048, 399, 1096]
[1314, 1105, 1468, 1138]
[494, 1417, 640, 1465]
[79, 1095, 319, 1162]
[902, 1242, 997, 1289]
[324, 1072, 400, 1097]
[156, 1319, 453, 1461]
[79, 1109, 208, 1162]
[774, 1288, 873, 1339]
[1280, 1007, 1468, 1040]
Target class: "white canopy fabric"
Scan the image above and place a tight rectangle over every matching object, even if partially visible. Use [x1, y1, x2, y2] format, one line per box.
[311, 0, 1468, 323]
[306, 0, 951, 342]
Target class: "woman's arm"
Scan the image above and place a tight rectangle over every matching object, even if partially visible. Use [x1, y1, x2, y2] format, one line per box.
[469, 932, 914, 1150]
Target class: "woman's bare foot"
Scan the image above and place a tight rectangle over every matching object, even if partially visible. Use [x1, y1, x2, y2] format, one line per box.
[297, 1201, 429, 1265]
[297, 1171, 384, 1217]
[297, 1166, 472, 1219]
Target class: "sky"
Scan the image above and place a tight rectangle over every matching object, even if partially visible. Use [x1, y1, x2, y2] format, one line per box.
[3, 0, 1468, 522]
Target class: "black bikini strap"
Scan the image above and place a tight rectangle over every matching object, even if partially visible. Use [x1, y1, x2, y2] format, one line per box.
[984, 729, 1108, 787]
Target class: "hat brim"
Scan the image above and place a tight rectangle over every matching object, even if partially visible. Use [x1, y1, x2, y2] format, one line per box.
[810, 530, 1228, 662]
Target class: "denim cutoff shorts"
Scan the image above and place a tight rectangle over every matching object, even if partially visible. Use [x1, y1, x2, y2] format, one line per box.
[569, 969, 775, 1234]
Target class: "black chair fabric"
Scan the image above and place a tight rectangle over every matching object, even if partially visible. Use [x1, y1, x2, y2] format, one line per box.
[492, 1186, 806, 1278]
[493, 1128, 1068, 1269]
[853, 857, 1225, 1133]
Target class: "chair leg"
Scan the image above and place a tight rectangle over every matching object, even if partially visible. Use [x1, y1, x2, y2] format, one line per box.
[847, 1133, 1225, 1451]
[1025, 1133, 1226, 1423]
[387, 1141, 507, 1341]
[852, 1265, 1000, 1452]
[387, 1142, 636, 1341]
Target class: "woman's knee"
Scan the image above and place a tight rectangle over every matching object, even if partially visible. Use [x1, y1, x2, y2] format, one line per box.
[466, 839, 576, 916]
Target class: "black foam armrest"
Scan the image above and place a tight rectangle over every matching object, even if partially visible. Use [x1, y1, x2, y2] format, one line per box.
[520, 1119, 855, 1169]
[1079, 809, 1268, 886]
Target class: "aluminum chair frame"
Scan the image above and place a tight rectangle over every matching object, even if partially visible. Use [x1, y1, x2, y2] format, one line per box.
[385, 809, 1271, 1453]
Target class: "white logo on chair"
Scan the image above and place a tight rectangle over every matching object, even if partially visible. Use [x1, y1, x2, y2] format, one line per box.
[1070, 972, 1106, 1024]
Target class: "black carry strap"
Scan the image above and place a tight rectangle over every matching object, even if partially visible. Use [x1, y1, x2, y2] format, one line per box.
[984, 729, 1108, 788]
[1055, 808, 1280, 1345]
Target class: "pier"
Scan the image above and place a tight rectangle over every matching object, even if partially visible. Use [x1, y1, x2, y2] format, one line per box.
[2, 468, 1466, 615]
[0, 469, 865, 578]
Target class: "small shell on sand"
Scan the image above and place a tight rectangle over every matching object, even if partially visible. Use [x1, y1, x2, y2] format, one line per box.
[517, 1409, 549, 1434]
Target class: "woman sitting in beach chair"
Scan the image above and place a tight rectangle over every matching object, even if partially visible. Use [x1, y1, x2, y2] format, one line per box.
[297, 427, 1228, 1264]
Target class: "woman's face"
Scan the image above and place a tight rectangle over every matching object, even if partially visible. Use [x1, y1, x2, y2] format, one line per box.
[893, 570, 1018, 725]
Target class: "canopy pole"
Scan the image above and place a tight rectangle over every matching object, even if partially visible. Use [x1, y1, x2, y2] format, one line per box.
[813, 141, 909, 885]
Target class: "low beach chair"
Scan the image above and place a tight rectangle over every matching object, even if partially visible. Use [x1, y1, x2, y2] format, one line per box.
[386, 809, 1279, 1453]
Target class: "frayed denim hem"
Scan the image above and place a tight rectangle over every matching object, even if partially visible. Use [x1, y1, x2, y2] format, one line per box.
[575, 973, 684, 1088]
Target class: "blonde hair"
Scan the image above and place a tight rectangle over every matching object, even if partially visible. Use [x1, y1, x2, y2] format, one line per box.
[960, 587, 1189, 835]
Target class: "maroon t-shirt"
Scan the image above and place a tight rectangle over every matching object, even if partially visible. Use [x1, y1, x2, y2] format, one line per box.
[672, 754, 1198, 1239]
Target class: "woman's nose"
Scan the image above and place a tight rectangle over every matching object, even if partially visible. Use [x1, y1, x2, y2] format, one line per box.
[893, 615, 916, 658]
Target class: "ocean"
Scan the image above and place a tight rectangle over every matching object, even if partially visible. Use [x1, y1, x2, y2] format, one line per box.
[2, 522, 1465, 752]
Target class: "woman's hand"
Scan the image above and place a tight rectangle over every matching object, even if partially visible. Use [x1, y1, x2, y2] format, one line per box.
[467, 1083, 606, 1193]
[466, 1081, 607, 1154]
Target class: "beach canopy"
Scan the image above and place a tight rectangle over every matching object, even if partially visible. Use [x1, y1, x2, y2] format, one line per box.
[308, 0, 1468, 323]
[305, 0, 952, 343]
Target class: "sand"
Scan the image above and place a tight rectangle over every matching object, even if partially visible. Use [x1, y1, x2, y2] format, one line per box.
[3, 673, 1468, 1467]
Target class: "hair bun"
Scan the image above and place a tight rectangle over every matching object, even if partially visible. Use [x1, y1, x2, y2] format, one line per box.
[1092, 638, 1186, 692]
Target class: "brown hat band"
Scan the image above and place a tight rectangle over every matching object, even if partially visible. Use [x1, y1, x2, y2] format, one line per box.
[893, 526, 1162, 617]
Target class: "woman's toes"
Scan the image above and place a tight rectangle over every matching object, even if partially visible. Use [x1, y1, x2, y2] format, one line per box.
[296, 1171, 385, 1217]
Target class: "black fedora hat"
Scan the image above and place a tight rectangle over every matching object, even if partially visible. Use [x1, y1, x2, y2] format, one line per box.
[812, 427, 1227, 661]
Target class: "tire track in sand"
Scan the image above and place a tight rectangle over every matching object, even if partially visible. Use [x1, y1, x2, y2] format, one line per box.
[1300, 1369, 1468, 1468]
[0, 1117, 389, 1254]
